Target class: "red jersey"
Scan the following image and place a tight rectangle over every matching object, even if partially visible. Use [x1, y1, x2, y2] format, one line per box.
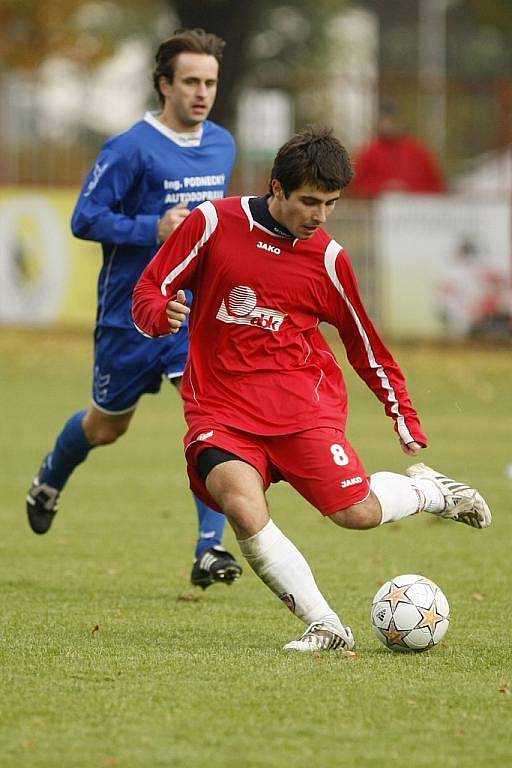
[351, 135, 446, 198]
[132, 196, 427, 444]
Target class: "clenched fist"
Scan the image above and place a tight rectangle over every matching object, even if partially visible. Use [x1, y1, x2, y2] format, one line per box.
[157, 203, 190, 242]
[166, 289, 190, 333]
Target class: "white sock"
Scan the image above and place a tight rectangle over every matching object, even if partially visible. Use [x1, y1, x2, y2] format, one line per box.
[371, 471, 440, 524]
[413, 478, 445, 512]
[237, 519, 341, 628]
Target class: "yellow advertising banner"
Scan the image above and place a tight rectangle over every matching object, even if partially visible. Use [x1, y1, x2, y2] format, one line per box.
[0, 187, 99, 328]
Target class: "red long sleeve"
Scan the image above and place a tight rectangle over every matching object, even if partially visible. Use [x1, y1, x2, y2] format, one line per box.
[133, 205, 214, 337]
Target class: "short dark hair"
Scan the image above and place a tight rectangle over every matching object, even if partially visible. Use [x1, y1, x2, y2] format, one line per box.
[153, 28, 226, 106]
[269, 126, 354, 196]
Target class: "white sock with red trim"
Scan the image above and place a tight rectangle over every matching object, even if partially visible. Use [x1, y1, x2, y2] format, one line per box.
[371, 471, 444, 524]
[237, 519, 341, 628]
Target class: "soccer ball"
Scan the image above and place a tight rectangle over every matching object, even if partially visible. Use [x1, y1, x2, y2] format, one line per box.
[371, 574, 450, 652]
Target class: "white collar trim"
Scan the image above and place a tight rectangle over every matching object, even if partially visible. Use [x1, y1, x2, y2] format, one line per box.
[144, 111, 203, 146]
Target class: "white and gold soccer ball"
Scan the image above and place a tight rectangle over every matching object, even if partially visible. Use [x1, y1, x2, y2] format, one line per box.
[371, 574, 450, 652]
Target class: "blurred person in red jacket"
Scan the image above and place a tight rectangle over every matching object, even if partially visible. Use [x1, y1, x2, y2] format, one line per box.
[352, 102, 446, 198]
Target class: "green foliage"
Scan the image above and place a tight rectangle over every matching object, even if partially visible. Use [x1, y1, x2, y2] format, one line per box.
[467, 0, 512, 34]
[361, 0, 512, 76]
[0, 0, 351, 127]
[0, 0, 169, 71]
[171, 0, 350, 128]
[1, 330, 511, 767]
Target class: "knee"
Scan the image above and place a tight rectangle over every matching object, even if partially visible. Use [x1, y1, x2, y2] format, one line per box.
[330, 507, 363, 529]
[330, 497, 382, 530]
[215, 487, 268, 540]
[214, 486, 253, 518]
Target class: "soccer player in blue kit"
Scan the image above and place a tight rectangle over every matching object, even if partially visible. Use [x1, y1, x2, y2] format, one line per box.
[26, 28, 242, 590]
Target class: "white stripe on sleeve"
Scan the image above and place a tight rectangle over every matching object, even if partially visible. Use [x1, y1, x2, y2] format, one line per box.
[324, 240, 414, 445]
[160, 201, 219, 295]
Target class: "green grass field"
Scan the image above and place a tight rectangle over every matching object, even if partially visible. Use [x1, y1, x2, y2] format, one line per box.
[1, 329, 511, 768]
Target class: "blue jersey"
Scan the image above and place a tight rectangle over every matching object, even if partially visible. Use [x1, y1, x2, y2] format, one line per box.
[72, 113, 236, 329]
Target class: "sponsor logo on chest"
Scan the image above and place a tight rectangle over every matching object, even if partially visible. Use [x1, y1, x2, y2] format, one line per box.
[257, 240, 281, 255]
[216, 285, 286, 332]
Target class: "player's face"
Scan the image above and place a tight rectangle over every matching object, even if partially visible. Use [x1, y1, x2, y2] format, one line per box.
[160, 53, 219, 131]
[269, 181, 341, 240]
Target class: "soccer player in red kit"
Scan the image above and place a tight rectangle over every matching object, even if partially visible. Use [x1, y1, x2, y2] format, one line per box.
[133, 127, 491, 652]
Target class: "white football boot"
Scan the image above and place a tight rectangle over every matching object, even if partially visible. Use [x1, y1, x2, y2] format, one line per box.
[283, 621, 355, 652]
[406, 463, 492, 529]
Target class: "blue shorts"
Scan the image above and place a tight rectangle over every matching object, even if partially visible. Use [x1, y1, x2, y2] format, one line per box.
[92, 326, 189, 414]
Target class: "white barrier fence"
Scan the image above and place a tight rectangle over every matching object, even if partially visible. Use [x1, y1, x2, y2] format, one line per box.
[329, 194, 512, 341]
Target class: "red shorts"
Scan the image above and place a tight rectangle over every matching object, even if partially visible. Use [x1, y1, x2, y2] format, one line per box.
[184, 422, 370, 516]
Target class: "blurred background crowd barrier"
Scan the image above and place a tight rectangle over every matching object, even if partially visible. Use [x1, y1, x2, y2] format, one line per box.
[2, 188, 510, 341]
[0, 0, 511, 340]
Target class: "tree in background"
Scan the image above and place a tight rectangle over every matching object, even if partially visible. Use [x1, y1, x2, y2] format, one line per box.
[170, 0, 348, 129]
[0, 0, 157, 70]
[359, 0, 512, 167]
[1, 0, 347, 129]
[1, 0, 510, 181]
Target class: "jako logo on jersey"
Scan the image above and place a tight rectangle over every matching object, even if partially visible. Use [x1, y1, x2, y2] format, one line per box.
[340, 476, 363, 488]
[197, 430, 214, 441]
[216, 285, 286, 332]
[257, 240, 281, 255]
